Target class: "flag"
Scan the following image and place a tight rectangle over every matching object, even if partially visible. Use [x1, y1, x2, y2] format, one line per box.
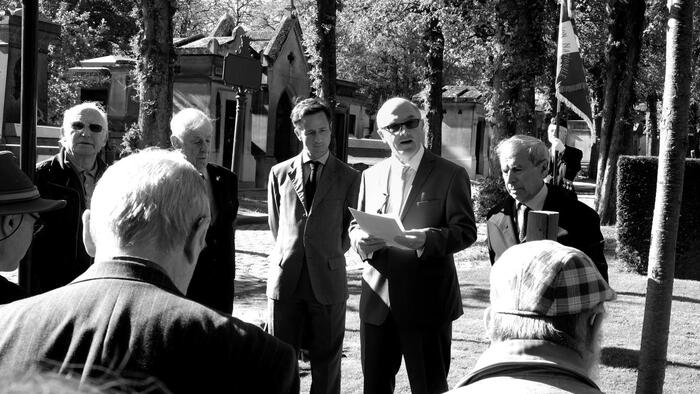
[556, 0, 595, 135]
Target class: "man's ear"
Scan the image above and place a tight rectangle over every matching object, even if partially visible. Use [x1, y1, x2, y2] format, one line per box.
[184, 216, 209, 265]
[82, 210, 96, 257]
[170, 135, 182, 149]
[0, 215, 18, 238]
[293, 127, 303, 142]
[539, 160, 550, 178]
[377, 128, 389, 144]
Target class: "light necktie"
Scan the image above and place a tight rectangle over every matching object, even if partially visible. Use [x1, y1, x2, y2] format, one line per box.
[305, 161, 319, 210]
[400, 165, 414, 210]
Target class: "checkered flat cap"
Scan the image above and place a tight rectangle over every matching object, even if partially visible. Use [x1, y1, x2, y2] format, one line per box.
[490, 240, 616, 316]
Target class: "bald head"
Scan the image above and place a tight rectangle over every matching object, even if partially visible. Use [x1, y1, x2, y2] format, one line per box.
[376, 97, 425, 163]
[376, 98, 421, 129]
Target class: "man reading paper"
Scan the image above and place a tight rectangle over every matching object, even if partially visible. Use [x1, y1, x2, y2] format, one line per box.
[349, 97, 477, 394]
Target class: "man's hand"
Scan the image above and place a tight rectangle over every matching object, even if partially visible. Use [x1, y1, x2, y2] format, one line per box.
[350, 228, 387, 256]
[393, 229, 427, 250]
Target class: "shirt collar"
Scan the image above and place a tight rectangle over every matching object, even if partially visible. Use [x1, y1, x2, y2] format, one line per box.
[521, 183, 548, 211]
[466, 339, 597, 388]
[66, 152, 98, 176]
[391, 145, 424, 171]
[302, 150, 330, 166]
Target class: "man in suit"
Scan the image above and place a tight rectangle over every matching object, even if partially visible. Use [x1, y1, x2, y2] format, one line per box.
[0, 149, 298, 393]
[267, 97, 360, 394]
[0, 151, 65, 303]
[349, 97, 477, 394]
[486, 134, 608, 282]
[171, 108, 239, 314]
[547, 118, 583, 194]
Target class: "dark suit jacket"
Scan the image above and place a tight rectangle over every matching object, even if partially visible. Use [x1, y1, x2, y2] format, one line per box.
[266, 153, 360, 305]
[351, 150, 477, 328]
[0, 258, 298, 394]
[486, 184, 608, 282]
[31, 148, 107, 294]
[186, 163, 239, 313]
[0, 276, 25, 304]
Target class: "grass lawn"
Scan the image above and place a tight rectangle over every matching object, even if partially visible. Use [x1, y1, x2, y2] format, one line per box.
[236, 223, 700, 393]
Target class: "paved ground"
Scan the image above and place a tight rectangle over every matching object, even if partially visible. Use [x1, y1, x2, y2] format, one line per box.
[232, 180, 598, 322]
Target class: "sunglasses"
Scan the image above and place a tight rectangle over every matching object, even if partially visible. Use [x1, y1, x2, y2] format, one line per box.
[382, 118, 420, 134]
[71, 121, 104, 133]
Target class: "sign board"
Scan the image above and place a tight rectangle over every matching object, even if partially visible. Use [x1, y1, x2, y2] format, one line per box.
[223, 53, 262, 90]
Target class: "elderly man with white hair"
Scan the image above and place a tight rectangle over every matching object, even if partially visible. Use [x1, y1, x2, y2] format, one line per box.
[0, 149, 298, 393]
[487, 134, 608, 282]
[31, 102, 110, 294]
[170, 108, 239, 314]
[448, 240, 616, 393]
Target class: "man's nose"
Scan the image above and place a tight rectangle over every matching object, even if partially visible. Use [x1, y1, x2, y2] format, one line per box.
[396, 125, 410, 135]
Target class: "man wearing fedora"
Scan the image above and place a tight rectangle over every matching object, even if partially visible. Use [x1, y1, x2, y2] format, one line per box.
[0, 151, 65, 303]
[448, 240, 616, 393]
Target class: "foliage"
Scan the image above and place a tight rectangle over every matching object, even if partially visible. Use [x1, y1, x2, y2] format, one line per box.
[472, 176, 508, 222]
[42, 2, 110, 125]
[616, 156, 700, 279]
[120, 123, 143, 158]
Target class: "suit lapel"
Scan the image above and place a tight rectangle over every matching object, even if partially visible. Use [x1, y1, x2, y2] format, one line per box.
[288, 155, 307, 210]
[310, 155, 336, 209]
[400, 151, 435, 220]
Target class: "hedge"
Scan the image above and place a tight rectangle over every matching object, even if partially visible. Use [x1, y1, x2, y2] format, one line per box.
[616, 156, 700, 279]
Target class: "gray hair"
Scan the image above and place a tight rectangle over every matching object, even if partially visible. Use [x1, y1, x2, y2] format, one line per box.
[496, 135, 550, 169]
[486, 308, 605, 357]
[170, 108, 213, 142]
[89, 148, 209, 253]
[60, 102, 109, 147]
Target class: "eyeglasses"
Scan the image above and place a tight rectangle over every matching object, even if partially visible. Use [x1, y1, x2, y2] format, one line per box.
[0, 213, 42, 242]
[29, 213, 44, 237]
[382, 118, 421, 134]
[71, 121, 104, 133]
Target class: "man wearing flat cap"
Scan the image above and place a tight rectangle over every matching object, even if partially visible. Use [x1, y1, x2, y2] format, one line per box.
[448, 240, 616, 393]
[0, 152, 65, 303]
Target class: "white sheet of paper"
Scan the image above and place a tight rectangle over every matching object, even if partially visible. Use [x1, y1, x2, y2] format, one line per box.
[349, 208, 410, 250]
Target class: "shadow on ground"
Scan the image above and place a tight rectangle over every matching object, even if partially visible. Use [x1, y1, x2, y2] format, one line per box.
[601, 347, 700, 371]
[615, 291, 700, 305]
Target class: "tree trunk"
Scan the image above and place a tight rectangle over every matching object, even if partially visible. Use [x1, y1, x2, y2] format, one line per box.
[490, 0, 546, 175]
[316, 0, 342, 159]
[422, 10, 444, 155]
[594, 0, 645, 224]
[636, 1, 692, 392]
[137, 0, 176, 148]
[645, 92, 659, 156]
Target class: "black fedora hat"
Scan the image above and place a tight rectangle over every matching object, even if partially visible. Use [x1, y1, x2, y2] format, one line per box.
[0, 151, 66, 215]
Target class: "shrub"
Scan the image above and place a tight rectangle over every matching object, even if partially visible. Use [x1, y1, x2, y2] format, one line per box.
[473, 175, 508, 222]
[616, 156, 700, 279]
